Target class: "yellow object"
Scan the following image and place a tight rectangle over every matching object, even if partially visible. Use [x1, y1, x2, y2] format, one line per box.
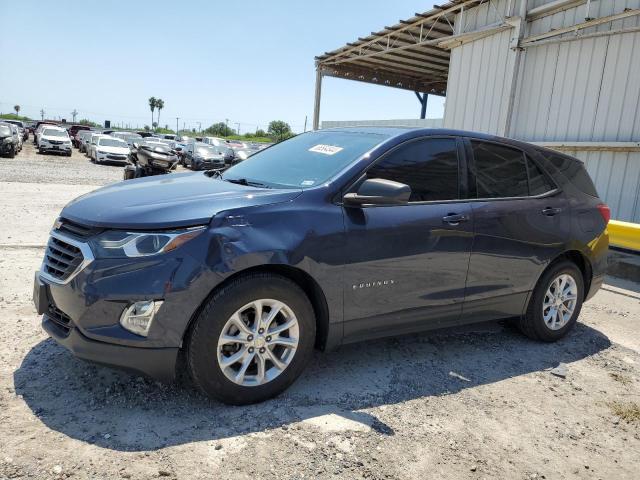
[609, 220, 640, 251]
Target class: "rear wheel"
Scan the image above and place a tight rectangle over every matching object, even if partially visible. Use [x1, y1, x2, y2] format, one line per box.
[187, 273, 315, 405]
[518, 260, 584, 342]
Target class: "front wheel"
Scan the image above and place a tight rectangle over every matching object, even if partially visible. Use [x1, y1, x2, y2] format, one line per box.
[518, 260, 584, 342]
[187, 273, 316, 405]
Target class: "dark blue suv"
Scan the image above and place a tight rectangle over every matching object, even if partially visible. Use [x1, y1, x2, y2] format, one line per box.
[33, 128, 609, 404]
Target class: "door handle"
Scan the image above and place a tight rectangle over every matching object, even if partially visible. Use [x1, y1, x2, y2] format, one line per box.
[442, 213, 469, 225]
[541, 207, 562, 216]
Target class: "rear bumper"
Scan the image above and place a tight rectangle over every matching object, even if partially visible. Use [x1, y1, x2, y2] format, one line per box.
[42, 316, 179, 382]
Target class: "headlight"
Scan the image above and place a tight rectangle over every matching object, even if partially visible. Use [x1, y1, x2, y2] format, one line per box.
[3, 137, 12, 144]
[97, 150, 107, 154]
[89, 226, 205, 258]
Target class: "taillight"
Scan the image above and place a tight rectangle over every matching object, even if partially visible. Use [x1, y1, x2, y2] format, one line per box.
[597, 203, 610, 224]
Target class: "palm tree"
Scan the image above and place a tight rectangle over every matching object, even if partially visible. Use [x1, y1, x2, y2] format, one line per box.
[14, 105, 20, 116]
[156, 99, 164, 130]
[148, 97, 157, 128]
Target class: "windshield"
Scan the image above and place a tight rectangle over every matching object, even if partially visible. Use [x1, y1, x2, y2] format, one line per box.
[43, 128, 67, 137]
[196, 146, 218, 156]
[223, 131, 390, 188]
[99, 138, 127, 147]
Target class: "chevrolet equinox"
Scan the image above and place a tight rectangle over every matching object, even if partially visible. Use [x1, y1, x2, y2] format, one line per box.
[33, 128, 609, 405]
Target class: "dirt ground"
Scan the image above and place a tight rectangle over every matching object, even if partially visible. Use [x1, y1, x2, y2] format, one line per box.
[0, 142, 639, 480]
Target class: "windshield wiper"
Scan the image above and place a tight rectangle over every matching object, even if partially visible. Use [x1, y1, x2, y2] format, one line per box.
[225, 178, 271, 188]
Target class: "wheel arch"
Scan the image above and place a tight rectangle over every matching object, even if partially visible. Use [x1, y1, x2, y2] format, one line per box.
[183, 264, 331, 351]
[544, 250, 593, 300]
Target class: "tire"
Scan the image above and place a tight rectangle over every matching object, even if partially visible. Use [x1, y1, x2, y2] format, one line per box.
[187, 273, 316, 405]
[518, 260, 584, 342]
[8, 147, 15, 158]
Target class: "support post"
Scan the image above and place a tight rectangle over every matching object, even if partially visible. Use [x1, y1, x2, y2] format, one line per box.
[414, 92, 429, 119]
[312, 68, 323, 130]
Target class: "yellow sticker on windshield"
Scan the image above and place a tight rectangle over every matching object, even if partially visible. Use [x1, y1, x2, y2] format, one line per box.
[309, 144, 344, 155]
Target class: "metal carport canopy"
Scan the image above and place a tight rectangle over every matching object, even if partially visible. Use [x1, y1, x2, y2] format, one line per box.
[313, 0, 486, 129]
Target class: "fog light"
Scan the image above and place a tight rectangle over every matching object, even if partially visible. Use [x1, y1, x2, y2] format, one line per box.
[119, 300, 162, 336]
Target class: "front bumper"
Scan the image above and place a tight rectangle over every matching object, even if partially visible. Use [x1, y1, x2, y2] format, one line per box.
[40, 143, 72, 153]
[42, 314, 179, 382]
[32, 229, 221, 382]
[97, 153, 129, 164]
[0, 143, 14, 153]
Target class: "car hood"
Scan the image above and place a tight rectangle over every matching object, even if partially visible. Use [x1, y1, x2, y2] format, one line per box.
[61, 172, 303, 229]
[97, 146, 129, 154]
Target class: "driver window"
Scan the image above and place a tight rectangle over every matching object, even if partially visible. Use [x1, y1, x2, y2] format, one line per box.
[367, 138, 460, 202]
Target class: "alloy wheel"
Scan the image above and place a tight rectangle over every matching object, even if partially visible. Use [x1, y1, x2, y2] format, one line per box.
[542, 273, 578, 330]
[217, 299, 299, 387]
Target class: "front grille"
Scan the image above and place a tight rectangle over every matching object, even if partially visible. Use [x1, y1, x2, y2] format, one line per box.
[46, 304, 72, 335]
[56, 218, 103, 239]
[43, 236, 84, 281]
[107, 154, 127, 160]
[50, 140, 63, 145]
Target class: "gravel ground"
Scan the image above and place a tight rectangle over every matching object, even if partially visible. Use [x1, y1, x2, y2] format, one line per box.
[0, 140, 639, 479]
[0, 141, 124, 185]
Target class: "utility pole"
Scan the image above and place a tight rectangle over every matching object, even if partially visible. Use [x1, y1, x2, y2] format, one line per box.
[225, 118, 229, 136]
[304, 115, 307, 132]
[197, 122, 201, 133]
[40, 109, 45, 120]
[176, 117, 179, 135]
[71, 109, 78, 123]
[236, 123, 240, 135]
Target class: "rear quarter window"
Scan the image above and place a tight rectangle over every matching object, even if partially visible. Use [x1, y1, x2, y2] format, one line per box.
[540, 152, 599, 197]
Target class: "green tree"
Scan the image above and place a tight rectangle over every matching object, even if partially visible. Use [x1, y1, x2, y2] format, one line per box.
[78, 118, 99, 127]
[204, 122, 234, 137]
[144, 125, 150, 131]
[148, 97, 157, 128]
[268, 120, 293, 142]
[156, 99, 164, 129]
[13, 105, 20, 115]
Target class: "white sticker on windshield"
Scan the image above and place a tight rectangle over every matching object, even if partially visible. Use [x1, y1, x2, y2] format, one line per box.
[309, 144, 344, 155]
[301, 180, 315, 186]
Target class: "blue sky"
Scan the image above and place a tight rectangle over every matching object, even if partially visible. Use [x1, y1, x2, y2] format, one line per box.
[0, 0, 444, 132]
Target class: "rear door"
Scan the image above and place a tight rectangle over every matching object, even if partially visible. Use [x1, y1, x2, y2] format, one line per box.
[342, 136, 475, 341]
[463, 139, 570, 321]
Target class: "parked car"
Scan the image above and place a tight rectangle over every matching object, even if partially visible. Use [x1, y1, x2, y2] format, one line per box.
[86, 133, 109, 160]
[33, 121, 59, 144]
[93, 136, 130, 164]
[33, 127, 609, 405]
[183, 142, 226, 170]
[123, 140, 180, 179]
[202, 136, 226, 147]
[2, 119, 28, 141]
[77, 130, 93, 153]
[37, 126, 72, 156]
[1, 123, 23, 153]
[225, 139, 247, 150]
[68, 125, 92, 148]
[0, 123, 17, 157]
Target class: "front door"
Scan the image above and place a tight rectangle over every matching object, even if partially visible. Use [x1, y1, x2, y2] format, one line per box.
[341, 137, 474, 342]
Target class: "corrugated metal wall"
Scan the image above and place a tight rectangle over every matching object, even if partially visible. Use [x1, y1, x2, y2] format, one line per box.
[443, 0, 640, 221]
[321, 118, 443, 129]
[512, 0, 640, 141]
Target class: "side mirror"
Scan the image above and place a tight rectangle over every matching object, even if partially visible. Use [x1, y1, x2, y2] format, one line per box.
[132, 142, 139, 149]
[343, 178, 410, 207]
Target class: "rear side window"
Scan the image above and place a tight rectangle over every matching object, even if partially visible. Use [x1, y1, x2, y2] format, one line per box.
[367, 138, 459, 202]
[527, 155, 555, 195]
[542, 152, 599, 197]
[470, 141, 528, 198]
